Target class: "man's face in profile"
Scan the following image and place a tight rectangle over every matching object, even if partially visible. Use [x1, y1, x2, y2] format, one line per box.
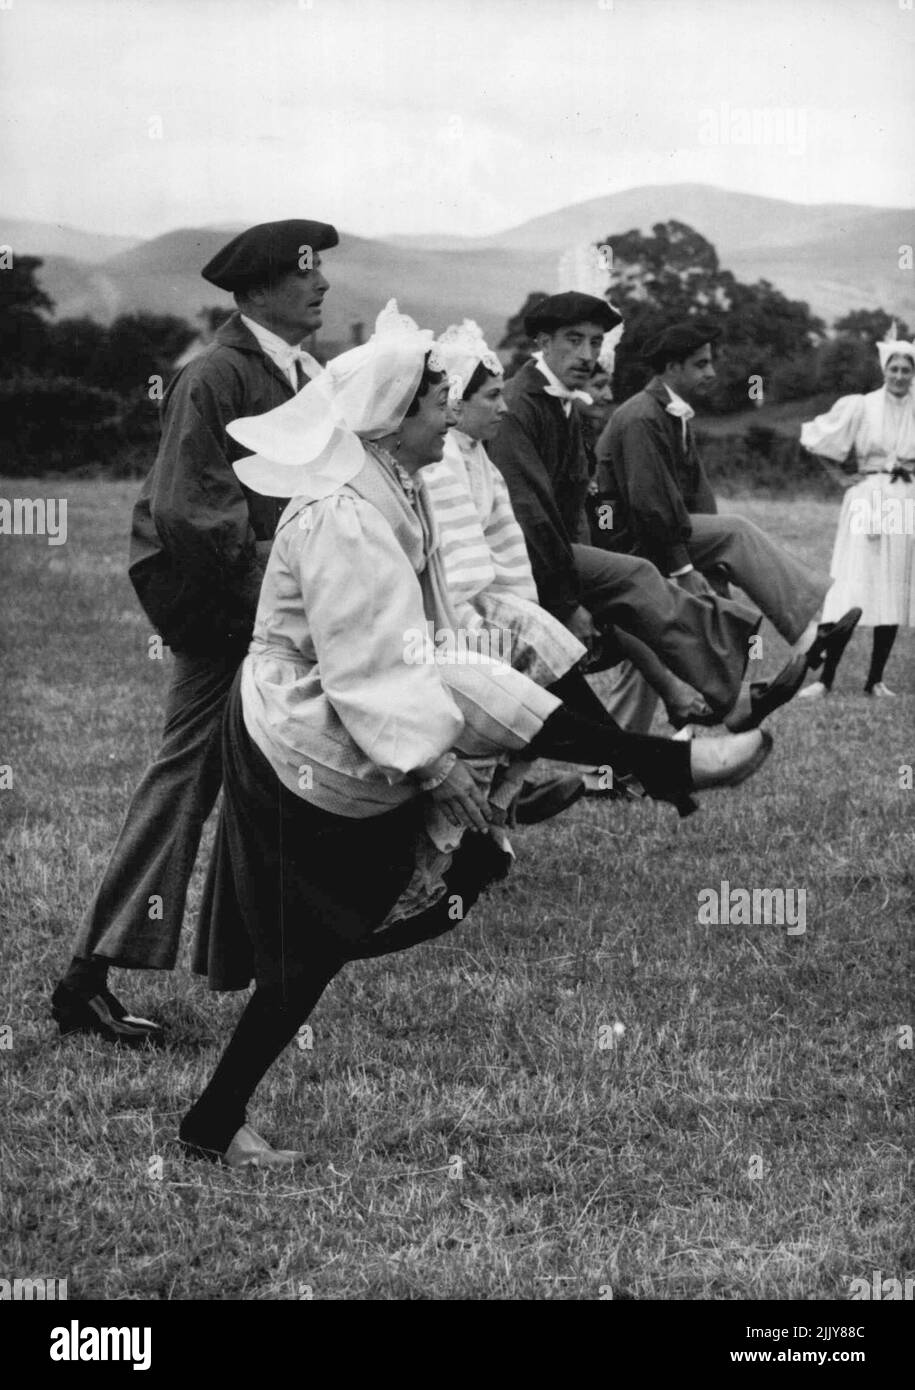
[667, 343, 716, 403]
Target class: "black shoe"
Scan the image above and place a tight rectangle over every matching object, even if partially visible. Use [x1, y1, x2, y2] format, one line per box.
[581, 767, 698, 818]
[50, 982, 165, 1047]
[725, 651, 808, 732]
[667, 702, 721, 730]
[806, 608, 862, 672]
[513, 773, 585, 825]
[580, 769, 647, 802]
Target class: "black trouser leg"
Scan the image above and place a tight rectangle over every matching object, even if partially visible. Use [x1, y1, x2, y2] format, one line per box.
[865, 625, 898, 690]
[180, 935, 347, 1153]
[526, 705, 693, 804]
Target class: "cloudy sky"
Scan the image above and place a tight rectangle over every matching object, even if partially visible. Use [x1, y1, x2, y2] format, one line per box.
[2, 0, 913, 240]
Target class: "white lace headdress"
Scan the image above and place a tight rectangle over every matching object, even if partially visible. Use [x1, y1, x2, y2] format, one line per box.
[877, 320, 915, 370]
[598, 319, 625, 375]
[228, 300, 442, 497]
[435, 319, 503, 405]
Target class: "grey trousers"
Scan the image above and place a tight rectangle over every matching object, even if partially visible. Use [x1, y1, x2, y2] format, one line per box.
[600, 661, 660, 734]
[572, 544, 758, 716]
[686, 514, 830, 644]
[75, 646, 243, 970]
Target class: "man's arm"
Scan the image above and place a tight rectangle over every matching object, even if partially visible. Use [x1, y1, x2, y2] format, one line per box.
[611, 413, 696, 574]
[488, 410, 581, 621]
[689, 456, 718, 516]
[149, 364, 265, 635]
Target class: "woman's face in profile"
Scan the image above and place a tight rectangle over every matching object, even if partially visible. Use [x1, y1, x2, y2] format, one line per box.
[400, 379, 452, 467]
[884, 354, 914, 397]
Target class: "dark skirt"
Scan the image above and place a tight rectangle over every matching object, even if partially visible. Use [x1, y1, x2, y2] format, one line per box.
[194, 672, 510, 991]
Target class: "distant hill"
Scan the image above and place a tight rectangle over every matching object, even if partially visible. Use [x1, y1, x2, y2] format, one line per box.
[31, 227, 550, 346]
[1, 218, 141, 264]
[473, 183, 910, 254]
[14, 184, 915, 343]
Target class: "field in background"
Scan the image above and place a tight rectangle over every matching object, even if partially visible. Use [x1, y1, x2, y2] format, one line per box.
[1, 480, 912, 1300]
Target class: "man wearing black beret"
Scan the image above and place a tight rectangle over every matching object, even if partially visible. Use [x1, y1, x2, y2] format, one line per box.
[51, 218, 338, 1044]
[489, 293, 779, 725]
[595, 320, 860, 679]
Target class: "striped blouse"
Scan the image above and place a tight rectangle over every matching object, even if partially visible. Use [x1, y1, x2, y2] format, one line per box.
[423, 429, 538, 604]
[421, 429, 585, 688]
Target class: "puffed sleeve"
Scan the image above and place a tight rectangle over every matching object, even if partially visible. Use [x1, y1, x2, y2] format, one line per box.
[800, 395, 865, 463]
[289, 492, 465, 783]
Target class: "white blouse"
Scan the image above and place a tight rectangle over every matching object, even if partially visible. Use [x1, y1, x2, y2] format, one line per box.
[801, 388, 915, 471]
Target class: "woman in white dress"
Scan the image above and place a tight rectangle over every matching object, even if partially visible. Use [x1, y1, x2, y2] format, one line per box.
[799, 332, 915, 697]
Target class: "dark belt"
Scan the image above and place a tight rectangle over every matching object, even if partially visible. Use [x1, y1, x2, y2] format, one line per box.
[867, 467, 915, 483]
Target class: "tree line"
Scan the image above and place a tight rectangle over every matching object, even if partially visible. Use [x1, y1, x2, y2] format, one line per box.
[0, 224, 909, 477]
[500, 221, 907, 413]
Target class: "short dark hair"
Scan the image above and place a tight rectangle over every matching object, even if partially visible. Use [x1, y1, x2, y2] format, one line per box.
[462, 361, 500, 401]
[404, 354, 446, 417]
[642, 322, 722, 373]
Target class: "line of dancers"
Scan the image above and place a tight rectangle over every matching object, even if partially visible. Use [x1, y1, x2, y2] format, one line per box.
[50, 217, 911, 1169]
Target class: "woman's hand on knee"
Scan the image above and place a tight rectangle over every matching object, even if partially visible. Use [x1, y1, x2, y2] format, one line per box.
[431, 760, 493, 833]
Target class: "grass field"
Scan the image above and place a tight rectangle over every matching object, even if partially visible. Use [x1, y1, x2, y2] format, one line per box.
[1, 479, 912, 1301]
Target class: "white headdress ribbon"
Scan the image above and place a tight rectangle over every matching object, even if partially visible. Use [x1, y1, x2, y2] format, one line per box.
[227, 300, 438, 498]
[877, 320, 915, 370]
[435, 318, 503, 405]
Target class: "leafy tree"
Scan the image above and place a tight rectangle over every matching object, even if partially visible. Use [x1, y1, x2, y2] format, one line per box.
[834, 308, 912, 346]
[0, 374, 121, 475]
[815, 337, 882, 396]
[602, 222, 823, 408]
[501, 221, 826, 412]
[83, 313, 197, 396]
[45, 316, 110, 380]
[0, 254, 54, 375]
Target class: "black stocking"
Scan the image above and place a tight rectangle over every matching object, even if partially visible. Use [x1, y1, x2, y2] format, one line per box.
[526, 704, 692, 805]
[180, 935, 347, 1153]
[62, 954, 110, 994]
[865, 625, 898, 690]
[547, 668, 617, 724]
[820, 620, 858, 689]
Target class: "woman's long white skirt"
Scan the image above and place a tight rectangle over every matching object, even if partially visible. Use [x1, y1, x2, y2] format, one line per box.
[822, 474, 915, 627]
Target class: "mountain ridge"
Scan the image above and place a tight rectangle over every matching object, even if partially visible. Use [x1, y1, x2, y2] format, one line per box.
[9, 183, 914, 342]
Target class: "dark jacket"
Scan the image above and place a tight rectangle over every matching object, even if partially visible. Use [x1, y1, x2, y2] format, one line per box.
[128, 313, 297, 653]
[488, 359, 592, 622]
[595, 377, 717, 574]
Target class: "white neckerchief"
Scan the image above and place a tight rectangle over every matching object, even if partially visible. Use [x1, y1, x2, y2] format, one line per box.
[533, 352, 593, 418]
[664, 384, 695, 445]
[240, 314, 323, 391]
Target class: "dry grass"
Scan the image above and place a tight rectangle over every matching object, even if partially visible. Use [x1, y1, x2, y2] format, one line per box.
[1, 481, 912, 1300]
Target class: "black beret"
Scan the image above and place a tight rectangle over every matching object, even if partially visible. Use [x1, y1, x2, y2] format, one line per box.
[524, 291, 622, 337]
[642, 321, 722, 371]
[201, 219, 339, 291]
